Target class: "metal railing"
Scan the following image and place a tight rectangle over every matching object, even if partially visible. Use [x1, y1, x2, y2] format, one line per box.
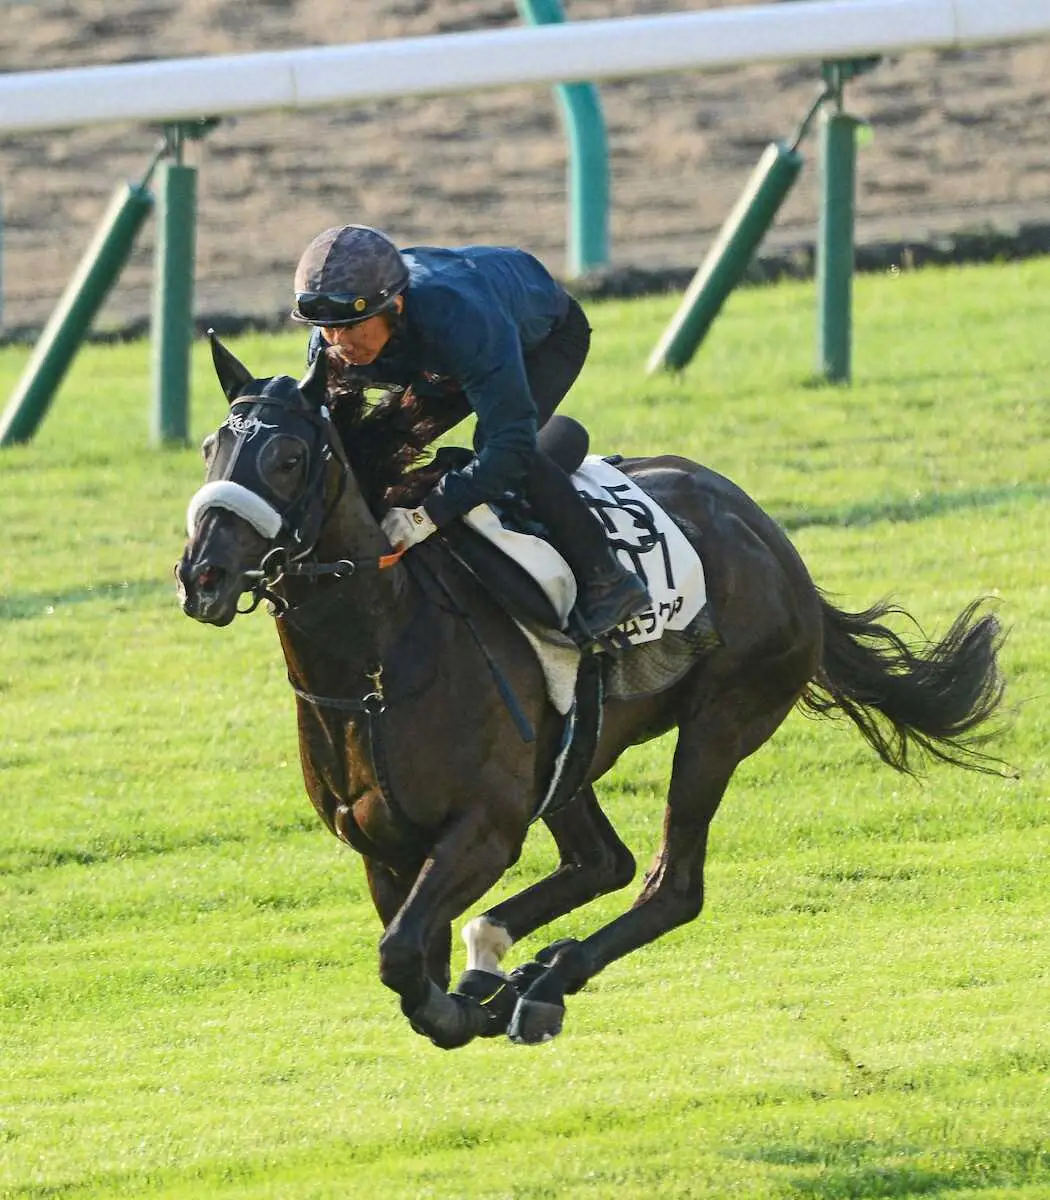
[1, 0, 1047, 445]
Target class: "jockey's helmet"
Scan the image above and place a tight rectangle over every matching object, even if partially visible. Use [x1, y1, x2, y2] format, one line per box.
[291, 224, 410, 326]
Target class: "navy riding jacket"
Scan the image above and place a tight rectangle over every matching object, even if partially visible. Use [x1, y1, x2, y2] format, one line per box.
[306, 244, 571, 526]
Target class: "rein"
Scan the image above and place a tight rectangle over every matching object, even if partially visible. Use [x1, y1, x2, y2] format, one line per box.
[237, 542, 407, 615]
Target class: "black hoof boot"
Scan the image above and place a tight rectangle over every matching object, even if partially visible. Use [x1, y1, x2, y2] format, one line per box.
[451, 969, 520, 1038]
[506, 960, 551, 994]
[403, 981, 491, 1050]
[535, 938, 579, 966]
[506, 941, 592, 1044]
[508, 995, 565, 1044]
[579, 564, 650, 639]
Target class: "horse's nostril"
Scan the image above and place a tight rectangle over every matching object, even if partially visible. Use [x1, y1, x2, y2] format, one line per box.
[196, 565, 222, 589]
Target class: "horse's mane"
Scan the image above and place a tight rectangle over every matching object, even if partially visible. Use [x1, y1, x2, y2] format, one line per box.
[323, 350, 461, 513]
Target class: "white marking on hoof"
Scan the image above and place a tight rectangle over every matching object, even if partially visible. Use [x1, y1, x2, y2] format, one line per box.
[462, 917, 514, 975]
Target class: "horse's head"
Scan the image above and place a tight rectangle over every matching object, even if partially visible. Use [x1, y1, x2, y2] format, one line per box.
[176, 334, 336, 626]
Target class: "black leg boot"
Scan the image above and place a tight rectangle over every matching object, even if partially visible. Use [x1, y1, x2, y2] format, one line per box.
[525, 452, 651, 639]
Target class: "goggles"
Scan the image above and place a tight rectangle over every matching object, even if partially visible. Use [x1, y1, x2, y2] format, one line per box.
[292, 290, 395, 327]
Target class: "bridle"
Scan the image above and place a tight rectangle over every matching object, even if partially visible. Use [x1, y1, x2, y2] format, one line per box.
[186, 390, 405, 615]
[185, 378, 534, 754]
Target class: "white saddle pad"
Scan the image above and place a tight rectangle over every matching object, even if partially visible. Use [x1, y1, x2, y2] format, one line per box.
[462, 455, 706, 647]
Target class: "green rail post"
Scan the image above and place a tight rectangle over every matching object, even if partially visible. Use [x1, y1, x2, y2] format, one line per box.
[0, 180, 154, 447]
[150, 124, 197, 446]
[517, 0, 609, 276]
[817, 64, 856, 384]
[647, 140, 803, 374]
[816, 59, 877, 384]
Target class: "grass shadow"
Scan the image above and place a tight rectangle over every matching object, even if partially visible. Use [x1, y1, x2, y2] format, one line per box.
[778, 482, 1050, 532]
[738, 1140, 1047, 1197]
[0, 578, 173, 621]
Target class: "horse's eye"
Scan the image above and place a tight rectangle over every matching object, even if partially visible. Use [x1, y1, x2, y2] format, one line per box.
[259, 435, 307, 484]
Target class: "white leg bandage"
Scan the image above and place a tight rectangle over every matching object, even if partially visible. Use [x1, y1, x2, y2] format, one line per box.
[462, 917, 514, 976]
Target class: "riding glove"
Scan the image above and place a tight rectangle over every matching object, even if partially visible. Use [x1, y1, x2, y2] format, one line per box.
[381, 505, 437, 551]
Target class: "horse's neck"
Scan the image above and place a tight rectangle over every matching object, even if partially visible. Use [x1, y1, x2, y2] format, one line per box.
[276, 469, 414, 690]
[319, 468, 391, 569]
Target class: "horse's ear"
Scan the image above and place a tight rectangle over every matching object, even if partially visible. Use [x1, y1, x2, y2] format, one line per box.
[208, 330, 254, 404]
[298, 348, 329, 410]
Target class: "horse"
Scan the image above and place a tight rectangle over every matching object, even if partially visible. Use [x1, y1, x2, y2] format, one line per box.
[175, 335, 1006, 1049]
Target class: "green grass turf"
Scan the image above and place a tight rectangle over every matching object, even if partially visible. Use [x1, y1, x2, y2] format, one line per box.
[1, 258, 1047, 1198]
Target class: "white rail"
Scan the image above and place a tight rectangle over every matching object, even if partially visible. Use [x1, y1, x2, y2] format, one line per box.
[0, 0, 1047, 133]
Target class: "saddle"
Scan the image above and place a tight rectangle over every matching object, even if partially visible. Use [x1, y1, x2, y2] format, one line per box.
[429, 418, 719, 819]
[439, 416, 708, 652]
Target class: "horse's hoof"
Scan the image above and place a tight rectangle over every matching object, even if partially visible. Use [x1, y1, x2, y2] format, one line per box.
[535, 937, 578, 966]
[506, 960, 550, 992]
[507, 996, 565, 1045]
[404, 982, 488, 1050]
[451, 969, 519, 1037]
[533, 938, 591, 995]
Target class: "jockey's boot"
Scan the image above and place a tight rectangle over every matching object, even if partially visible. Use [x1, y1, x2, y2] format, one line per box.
[525, 451, 651, 639]
[576, 549, 651, 639]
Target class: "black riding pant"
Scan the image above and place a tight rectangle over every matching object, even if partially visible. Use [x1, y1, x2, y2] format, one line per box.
[515, 298, 614, 580]
[524, 295, 592, 425]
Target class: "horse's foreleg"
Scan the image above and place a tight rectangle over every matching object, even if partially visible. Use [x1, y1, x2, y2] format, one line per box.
[364, 858, 451, 992]
[377, 809, 522, 1050]
[460, 785, 636, 981]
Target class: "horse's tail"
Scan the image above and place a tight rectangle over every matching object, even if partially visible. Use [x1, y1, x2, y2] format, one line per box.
[799, 595, 1007, 775]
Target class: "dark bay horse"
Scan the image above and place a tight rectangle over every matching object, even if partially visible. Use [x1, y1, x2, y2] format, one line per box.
[176, 336, 1005, 1049]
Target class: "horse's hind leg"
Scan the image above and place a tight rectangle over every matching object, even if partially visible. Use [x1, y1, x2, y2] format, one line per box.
[459, 785, 636, 981]
[509, 698, 795, 1044]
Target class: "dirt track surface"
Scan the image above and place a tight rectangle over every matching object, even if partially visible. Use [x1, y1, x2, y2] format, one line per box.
[1, 0, 1049, 330]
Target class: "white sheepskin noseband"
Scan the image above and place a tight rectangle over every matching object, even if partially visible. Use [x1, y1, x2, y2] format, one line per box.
[186, 480, 283, 540]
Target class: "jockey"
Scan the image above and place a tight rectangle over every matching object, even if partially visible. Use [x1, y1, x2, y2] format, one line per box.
[291, 223, 650, 640]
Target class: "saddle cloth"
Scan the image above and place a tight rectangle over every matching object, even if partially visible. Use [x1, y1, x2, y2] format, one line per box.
[462, 455, 707, 648]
